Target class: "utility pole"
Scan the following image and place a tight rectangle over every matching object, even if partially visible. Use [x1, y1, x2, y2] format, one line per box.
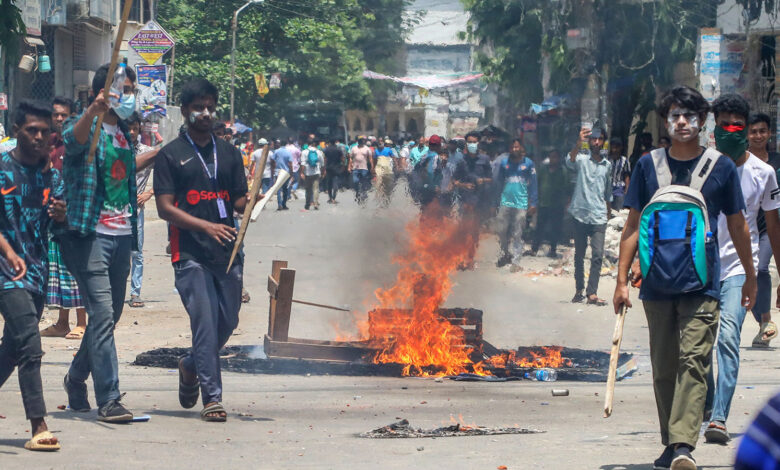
[230, 0, 263, 123]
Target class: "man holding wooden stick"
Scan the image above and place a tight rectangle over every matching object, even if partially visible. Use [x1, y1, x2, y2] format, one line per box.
[613, 86, 755, 470]
[154, 78, 248, 422]
[59, 64, 138, 423]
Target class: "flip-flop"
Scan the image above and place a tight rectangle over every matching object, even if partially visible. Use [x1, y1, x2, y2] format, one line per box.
[753, 321, 779, 347]
[65, 326, 85, 340]
[200, 402, 227, 422]
[24, 431, 60, 451]
[178, 359, 200, 409]
[40, 325, 69, 338]
[587, 296, 608, 306]
[129, 297, 145, 308]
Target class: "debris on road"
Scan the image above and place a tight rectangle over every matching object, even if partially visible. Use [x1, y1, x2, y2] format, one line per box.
[359, 419, 544, 439]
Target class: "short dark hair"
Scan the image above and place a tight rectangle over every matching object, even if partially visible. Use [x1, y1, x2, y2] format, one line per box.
[711, 93, 750, 121]
[13, 99, 52, 127]
[180, 78, 219, 107]
[92, 63, 136, 97]
[125, 111, 142, 127]
[52, 96, 74, 113]
[213, 121, 226, 132]
[511, 138, 524, 147]
[465, 131, 481, 141]
[749, 112, 772, 128]
[658, 86, 709, 119]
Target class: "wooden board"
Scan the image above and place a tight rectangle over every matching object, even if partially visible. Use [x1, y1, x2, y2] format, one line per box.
[264, 334, 375, 363]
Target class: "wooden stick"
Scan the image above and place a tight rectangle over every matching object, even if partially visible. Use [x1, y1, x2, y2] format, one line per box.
[291, 299, 350, 312]
[604, 293, 629, 418]
[227, 144, 271, 273]
[86, 0, 135, 164]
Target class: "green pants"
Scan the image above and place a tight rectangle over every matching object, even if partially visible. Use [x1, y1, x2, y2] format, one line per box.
[643, 295, 719, 448]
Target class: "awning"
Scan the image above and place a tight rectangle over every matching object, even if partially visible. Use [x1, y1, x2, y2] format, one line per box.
[362, 70, 484, 90]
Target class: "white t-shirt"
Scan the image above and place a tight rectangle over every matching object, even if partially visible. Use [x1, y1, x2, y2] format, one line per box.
[301, 149, 324, 176]
[718, 153, 780, 280]
[252, 149, 272, 178]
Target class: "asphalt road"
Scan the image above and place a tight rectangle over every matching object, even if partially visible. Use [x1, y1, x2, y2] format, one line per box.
[0, 183, 775, 469]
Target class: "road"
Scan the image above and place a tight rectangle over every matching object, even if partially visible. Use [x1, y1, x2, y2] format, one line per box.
[0, 184, 774, 469]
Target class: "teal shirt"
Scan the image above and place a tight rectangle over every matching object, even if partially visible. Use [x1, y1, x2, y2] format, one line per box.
[565, 150, 612, 225]
[409, 146, 429, 167]
[496, 156, 538, 210]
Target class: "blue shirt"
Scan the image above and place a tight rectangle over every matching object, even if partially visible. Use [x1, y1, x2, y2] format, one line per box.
[565, 150, 612, 225]
[272, 147, 293, 174]
[624, 149, 745, 301]
[409, 146, 429, 167]
[0, 152, 63, 294]
[375, 147, 394, 158]
[496, 156, 538, 209]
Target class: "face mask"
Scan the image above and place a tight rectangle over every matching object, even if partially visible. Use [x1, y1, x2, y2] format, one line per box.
[114, 94, 135, 120]
[714, 124, 748, 160]
[666, 110, 700, 142]
[467, 143, 479, 154]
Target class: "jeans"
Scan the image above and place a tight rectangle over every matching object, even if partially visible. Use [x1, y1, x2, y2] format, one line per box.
[643, 295, 719, 447]
[60, 232, 133, 407]
[325, 171, 340, 201]
[276, 176, 289, 208]
[497, 206, 527, 264]
[753, 232, 772, 321]
[705, 274, 748, 424]
[174, 260, 242, 405]
[532, 206, 563, 253]
[573, 220, 606, 296]
[291, 169, 300, 191]
[352, 169, 370, 204]
[0, 289, 46, 420]
[304, 174, 321, 209]
[130, 208, 145, 298]
[261, 177, 272, 194]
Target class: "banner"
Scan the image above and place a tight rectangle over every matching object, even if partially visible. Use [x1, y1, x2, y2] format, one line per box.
[269, 73, 282, 89]
[129, 21, 175, 65]
[136, 65, 168, 117]
[254, 73, 269, 97]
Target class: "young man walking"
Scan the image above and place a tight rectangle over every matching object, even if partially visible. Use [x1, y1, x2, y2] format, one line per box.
[0, 100, 66, 451]
[567, 125, 612, 305]
[608, 137, 631, 211]
[323, 138, 343, 204]
[530, 149, 569, 258]
[270, 140, 293, 210]
[154, 78, 248, 422]
[453, 131, 493, 270]
[494, 139, 538, 272]
[301, 140, 324, 210]
[746, 112, 780, 347]
[613, 86, 756, 470]
[703, 95, 780, 444]
[60, 63, 139, 422]
[349, 137, 374, 205]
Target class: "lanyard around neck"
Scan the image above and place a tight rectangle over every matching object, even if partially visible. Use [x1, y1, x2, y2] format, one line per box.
[185, 133, 218, 188]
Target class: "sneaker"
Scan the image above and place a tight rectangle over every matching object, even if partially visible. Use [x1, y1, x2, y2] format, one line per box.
[63, 373, 91, 412]
[571, 292, 586, 303]
[670, 446, 696, 470]
[496, 255, 512, 268]
[97, 395, 133, 423]
[653, 446, 674, 470]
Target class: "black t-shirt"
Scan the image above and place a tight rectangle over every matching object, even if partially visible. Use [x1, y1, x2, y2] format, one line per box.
[153, 135, 248, 266]
[323, 145, 343, 169]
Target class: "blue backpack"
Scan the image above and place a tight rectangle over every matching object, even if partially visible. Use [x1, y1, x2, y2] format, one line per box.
[638, 148, 720, 294]
[306, 148, 319, 168]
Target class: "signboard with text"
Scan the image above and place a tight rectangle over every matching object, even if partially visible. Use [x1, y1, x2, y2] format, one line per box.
[128, 21, 175, 65]
[136, 65, 167, 117]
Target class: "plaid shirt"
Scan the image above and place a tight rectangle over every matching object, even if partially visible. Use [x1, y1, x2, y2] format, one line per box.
[60, 114, 138, 248]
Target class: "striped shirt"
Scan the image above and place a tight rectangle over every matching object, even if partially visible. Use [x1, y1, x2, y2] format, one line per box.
[735, 392, 780, 469]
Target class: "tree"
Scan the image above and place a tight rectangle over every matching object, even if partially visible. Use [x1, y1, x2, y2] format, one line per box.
[0, 0, 26, 63]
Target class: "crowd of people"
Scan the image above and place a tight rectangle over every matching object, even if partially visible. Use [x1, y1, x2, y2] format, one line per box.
[1, 66, 780, 469]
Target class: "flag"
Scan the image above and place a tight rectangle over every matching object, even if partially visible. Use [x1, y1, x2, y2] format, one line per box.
[254, 73, 269, 97]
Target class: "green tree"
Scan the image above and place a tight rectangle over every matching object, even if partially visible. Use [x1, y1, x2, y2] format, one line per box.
[0, 0, 26, 63]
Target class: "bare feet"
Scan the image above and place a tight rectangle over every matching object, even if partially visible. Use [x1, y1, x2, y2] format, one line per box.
[40, 323, 70, 338]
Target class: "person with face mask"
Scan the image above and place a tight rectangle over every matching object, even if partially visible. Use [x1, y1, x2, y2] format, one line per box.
[59, 63, 139, 423]
[615, 86, 755, 470]
[702, 94, 780, 446]
[566, 125, 612, 306]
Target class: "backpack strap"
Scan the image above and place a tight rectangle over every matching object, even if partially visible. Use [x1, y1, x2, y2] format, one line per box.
[651, 148, 672, 188]
[689, 148, 721, 191]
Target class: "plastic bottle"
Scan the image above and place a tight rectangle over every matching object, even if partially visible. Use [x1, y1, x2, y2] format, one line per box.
[524, 368, 558, 382]
[109, 63, 128, 108]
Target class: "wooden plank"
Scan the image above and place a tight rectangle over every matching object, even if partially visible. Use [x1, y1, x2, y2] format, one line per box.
[271, 268, 295, 342]
[267, 260, 289, 338]
[267, 276, 279, 297]
[264, 334, 371, 362]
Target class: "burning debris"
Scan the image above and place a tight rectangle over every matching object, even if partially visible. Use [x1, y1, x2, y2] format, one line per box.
[359, 419, 544, 439]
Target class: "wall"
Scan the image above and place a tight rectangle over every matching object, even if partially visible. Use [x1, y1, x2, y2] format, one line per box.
[717, 0, 780, 34]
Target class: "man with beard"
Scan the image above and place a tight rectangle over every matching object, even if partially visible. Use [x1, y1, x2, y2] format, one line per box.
[154, 78, 248, 422]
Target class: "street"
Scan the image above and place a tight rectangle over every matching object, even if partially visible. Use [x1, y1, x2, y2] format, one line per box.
[0, 188, 773, 469]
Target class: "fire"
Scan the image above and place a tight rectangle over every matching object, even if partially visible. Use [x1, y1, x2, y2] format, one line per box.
[481, 347, 572, 369]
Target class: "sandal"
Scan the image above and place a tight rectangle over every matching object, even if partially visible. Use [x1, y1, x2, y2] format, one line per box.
[704, 421, 730, 444]
[200, 402, 227, 422]
[753, 321, 778, 348]
[587, 296, 608, 306]
[129, 296, 145, 308]
[241, 289, 251, 303]
[65, 326, 85, 340]
[24, 431, 60, 452]
[178, 358, 200, 410]
[40, 324, 69, 338]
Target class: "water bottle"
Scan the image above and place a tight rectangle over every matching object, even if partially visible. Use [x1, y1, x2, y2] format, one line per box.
[524, 368, 558, 382]
[109, 63, 127, 108]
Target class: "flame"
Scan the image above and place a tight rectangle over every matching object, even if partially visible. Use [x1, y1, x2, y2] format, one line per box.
[480, 347, 571, 369]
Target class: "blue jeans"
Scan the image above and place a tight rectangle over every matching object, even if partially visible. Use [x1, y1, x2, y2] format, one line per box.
[276, 176, 289, 208]
[706, 274, 747, 423]
[130, 209, 144, 298]
[60, 233, 132, 407]
[291, 170, 300, 191]
[753, 232, 772, 321]
[261, 177, 271, 194]
[352, 169, 370, 204]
